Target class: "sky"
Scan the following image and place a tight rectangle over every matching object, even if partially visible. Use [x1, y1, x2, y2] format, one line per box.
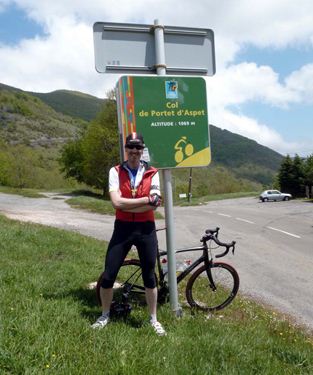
[0, 0, 312, 157]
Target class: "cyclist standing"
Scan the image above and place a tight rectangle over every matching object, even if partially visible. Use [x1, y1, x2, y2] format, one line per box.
[92, 132, 166, 336]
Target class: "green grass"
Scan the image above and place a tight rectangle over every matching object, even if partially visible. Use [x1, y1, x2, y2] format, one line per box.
[0, 185, 44, 198]
[176, 191, 259, 206]
[1, 214, 312, 374]
[66, 195, 116, 215]
[66, 191, 164, 219]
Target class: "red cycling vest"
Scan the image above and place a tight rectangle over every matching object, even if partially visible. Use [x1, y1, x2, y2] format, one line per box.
[115, 163, 158, 222]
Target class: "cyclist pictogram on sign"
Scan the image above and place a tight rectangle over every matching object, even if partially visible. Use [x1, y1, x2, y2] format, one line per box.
[174, 136, 194, 163]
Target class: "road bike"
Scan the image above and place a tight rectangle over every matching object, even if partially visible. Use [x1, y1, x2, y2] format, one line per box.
[96, 227, 239, 313]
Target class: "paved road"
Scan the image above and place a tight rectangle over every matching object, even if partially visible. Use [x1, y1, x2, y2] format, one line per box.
[1, 192, 312, 331]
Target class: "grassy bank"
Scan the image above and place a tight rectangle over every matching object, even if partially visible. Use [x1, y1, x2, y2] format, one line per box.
[176, 191, 259, 206]
[0, 185, 44, 198]
[45, 189, 259, 216]
[64, 190, 164, 219]
[0, 215, 312, 374]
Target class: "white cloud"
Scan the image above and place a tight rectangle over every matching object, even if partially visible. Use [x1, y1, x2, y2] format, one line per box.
[0, 17, 114, 96]
[1, 0, 313, 155]
[286, 63, 313, 103]
[206, 63, 300, 109]
[210, 109, 309, 156]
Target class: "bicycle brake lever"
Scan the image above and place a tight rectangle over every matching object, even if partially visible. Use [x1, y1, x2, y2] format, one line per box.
[231, 241, 236, 255]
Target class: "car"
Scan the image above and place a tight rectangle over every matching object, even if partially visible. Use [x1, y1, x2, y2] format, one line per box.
[259, 190, 292, 202]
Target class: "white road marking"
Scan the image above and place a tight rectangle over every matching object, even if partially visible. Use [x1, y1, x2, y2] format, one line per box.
[266, 226, 301, 239]
[236, 217, 255, 224]
[218, 213, 231, 217]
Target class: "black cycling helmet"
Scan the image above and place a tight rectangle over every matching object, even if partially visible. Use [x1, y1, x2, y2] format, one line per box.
[125, 132, 145, 148]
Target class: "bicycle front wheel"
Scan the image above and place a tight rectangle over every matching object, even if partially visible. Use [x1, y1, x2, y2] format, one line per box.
[96, 259, 158, 305]
[186, 262, 239, 311]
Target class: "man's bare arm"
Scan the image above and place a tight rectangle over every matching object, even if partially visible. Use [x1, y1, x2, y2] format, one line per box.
[109, 190, 149, 210]
[124, 205, 156, 213]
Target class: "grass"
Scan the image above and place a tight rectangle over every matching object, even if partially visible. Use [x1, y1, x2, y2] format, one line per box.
[176, 191, 259, 206]
[1, 214, 313, 374]
[66, 191, 164, 219]
[0, 185, 44, 198]
[66, 195, 116, 215]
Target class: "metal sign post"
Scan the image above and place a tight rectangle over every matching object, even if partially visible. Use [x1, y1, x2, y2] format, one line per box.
[153, 19, 181, 316]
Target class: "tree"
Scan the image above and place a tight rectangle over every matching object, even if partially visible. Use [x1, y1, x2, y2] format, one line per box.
[291, 154, 305, 197]
[278, 154, 306, 197]
[59, 139, 85, 183]
[304, 155, 313, 198]
[59, 94, 120, 196]
[278, 155, 294, 194]
[6, 145, 40, 188]
[0, 141, 10, 186]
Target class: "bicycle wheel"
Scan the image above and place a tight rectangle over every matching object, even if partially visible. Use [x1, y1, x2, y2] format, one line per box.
[96, 259, 158, 306]
[186, 262, 239, 311]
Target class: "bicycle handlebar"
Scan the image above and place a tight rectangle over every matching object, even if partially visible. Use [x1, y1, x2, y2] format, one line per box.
[205, 227, 220, 237]
[201, 227, 236, 258]
[156, 226, 236, 258]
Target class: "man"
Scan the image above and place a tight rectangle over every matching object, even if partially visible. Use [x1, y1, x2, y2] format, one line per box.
[92, 132, 166, 336]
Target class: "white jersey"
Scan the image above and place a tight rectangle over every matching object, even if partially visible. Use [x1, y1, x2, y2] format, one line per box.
[109, 162, 161, 196]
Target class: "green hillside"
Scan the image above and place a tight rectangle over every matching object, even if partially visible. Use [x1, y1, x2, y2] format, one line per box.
[0, 86, 87, 146]
[0, 83, 105, 122]
[210, 125, 283, 184]
[0, 85, 89, 189]
[0, 82, 283, 190]
[30, 89, 106, 121]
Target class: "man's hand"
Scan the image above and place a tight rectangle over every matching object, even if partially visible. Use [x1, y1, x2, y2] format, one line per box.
[148, 194, 162, 207]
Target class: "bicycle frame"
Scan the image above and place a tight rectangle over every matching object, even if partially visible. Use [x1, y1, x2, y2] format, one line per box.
[96, 227, 238, 311]
[157, 244, 213, 285]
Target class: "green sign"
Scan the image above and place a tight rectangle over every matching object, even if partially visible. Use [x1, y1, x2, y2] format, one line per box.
[116, 76, 211, 169]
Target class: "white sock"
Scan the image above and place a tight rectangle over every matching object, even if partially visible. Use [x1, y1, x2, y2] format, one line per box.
[150, 314, 157, 323]
[102, 311, 110, 318]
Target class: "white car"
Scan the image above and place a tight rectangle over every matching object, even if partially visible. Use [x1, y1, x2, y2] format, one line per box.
[259, 190, 292, 202]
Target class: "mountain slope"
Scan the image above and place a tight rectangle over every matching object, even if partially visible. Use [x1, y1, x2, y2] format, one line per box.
[0, 83, 283, 186]
[210, 125, 283, 184]
[29, 90, 106, 121]
[210, 125, 282, 169]
[0, 83, 106, 122]
[0, 85, 87, 146]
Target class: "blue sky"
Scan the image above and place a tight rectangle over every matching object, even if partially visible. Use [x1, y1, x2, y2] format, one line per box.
[0, 4, 44, 44]
[0, 0, 312, 157]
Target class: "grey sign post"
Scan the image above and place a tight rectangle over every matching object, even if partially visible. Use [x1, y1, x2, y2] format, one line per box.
[93, 20, 215, 316]
[153, 19, 181, 316]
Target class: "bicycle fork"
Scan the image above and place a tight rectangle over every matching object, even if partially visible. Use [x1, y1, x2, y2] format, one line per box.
[204, 250, 217, 291]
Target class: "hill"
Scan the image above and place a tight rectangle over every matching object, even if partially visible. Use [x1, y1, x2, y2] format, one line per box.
[29, 89, 106, 121]
[0, 83, 105, 122]
[0, 84, 90, 189]
[0, 84, 87, 147]
[210, 125, 283, 185]
[0, 83, 283, 188]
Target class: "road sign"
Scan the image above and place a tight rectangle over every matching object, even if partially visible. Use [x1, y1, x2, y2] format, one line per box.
[116, 76, 211, 169]
[93, 22, 215, 76]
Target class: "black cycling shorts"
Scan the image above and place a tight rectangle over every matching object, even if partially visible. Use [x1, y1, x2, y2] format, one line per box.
[101, 220, 158, 289]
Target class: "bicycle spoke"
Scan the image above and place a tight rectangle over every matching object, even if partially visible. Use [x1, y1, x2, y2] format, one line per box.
[186, 262, 239, 311]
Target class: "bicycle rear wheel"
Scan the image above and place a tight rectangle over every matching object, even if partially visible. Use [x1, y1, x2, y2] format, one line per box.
[96, 259, 158, 305]
[186, 262, 239, 311]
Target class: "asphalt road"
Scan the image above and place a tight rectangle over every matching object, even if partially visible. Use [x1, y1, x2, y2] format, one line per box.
[1, 192, 312, 331]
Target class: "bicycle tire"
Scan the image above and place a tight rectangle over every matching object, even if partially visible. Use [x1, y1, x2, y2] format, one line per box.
[96, 259, 158, 306]
[186, 262, 239, 311]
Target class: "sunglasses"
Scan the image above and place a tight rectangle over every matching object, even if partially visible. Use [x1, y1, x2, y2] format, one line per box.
[126, 145, 144, 150]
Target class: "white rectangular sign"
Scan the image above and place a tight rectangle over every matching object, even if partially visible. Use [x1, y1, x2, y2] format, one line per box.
[93, 22, 215, 76]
